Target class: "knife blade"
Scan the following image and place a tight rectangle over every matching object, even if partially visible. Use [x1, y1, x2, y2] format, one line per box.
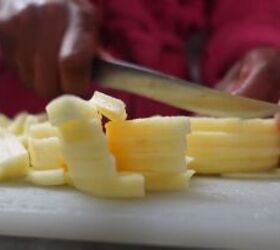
[91, 56, 280, 118]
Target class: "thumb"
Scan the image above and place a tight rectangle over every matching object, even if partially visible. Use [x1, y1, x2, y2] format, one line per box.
[232, 63, 279, 102]
[215, 60, 243, 92]
[231, 66, 261, 96]
[59, 46, 92, 95]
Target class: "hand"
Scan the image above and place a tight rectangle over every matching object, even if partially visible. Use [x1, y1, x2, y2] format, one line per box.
[0, 0, 98, 97]
[216, 48, 280, 103]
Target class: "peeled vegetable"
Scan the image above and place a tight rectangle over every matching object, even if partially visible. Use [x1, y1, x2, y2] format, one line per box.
[187, 118, 280, 174]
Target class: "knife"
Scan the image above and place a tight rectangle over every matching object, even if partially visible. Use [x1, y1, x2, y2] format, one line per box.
[91, 56, 280, 118]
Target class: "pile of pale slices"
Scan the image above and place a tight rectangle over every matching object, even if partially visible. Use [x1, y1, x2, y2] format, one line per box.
[0, 91, 279, 199]
[187, 118, 280, 175]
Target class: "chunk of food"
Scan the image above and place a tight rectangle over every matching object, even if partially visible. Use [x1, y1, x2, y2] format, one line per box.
[0, 114, 11, 128]
[106, 116, 193, 191]
[23, 115, 41, 134]
[0, 132, 29, 180]
[58, 119, 116, 178]
[89, 91, 127, 121]
[144, 170, 195, 191]
[47, 95, 99, 126]
[106, 116, 190, 173]
[191, 118, 278, 134]
[27, 169, 66, 186]
[28, 122, 59, 139]
[7, 113, 46, 148]
[188, 133, 279, 159]
[28, 137, 64, 170]
[8, 113, 47, 136]
[7, 112, 28, 135]
[190, 157, 278, 174]
[73, 173, 145, 198]
[187, 118, 280, 174]
[28, 121, 63, 170]
[47, 95, 145, 198]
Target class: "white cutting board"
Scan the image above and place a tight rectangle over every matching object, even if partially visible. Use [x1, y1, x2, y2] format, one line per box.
[0, 177, 280, 250]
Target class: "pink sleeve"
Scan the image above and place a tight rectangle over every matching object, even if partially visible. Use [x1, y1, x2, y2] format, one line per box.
[203, 0, 280, 86]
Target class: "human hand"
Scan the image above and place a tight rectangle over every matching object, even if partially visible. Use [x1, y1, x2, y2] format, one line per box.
[0, 0, 98, 97]
[216, 48, 280, 104]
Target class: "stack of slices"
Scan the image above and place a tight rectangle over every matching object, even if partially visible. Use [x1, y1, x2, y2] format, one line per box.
[187, 118, 280, 174]
[106, 116, 194, 191]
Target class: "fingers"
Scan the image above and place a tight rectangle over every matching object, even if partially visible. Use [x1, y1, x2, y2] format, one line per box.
[0, 18, 18, 69]
[15, 5, 37, 87]
[34, 54, 60, 98]
[231, 65, 265, 97]
[59, 1, 97, 95]
[34, 2, 68, 97]
[59, 32, 93, 95]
